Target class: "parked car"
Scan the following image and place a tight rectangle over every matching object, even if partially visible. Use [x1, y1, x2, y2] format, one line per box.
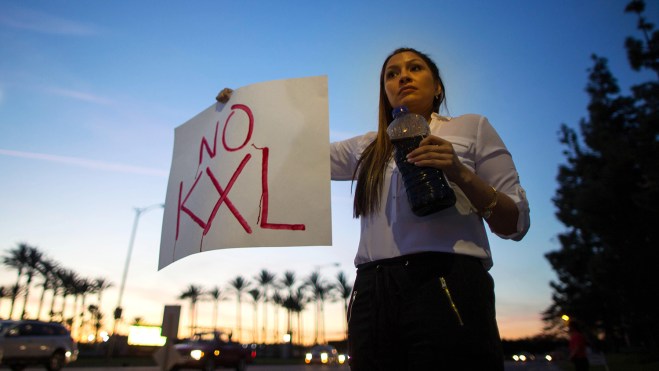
[304, 344, 347, 365]
[170, 331, 255, 371]
[0, 319, 78, 371]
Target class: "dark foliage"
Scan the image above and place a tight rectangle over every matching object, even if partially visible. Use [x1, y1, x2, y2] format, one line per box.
[545, 0, 659, 353]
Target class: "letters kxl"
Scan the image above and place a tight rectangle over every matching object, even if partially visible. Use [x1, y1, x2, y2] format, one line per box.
[176, 104, 305, 243]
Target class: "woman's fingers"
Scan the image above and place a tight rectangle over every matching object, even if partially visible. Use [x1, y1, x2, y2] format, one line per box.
[216, 88, 233, 103]
[405, 135, 459, 173]
[406, 135, 450, 160]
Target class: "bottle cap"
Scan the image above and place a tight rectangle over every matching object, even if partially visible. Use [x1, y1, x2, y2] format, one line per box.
[391, 106, 409, 119]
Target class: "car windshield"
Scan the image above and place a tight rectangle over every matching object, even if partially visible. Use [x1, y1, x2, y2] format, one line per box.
[191, 332, 229, 343]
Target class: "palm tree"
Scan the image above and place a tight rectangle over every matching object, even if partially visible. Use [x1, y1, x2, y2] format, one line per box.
[291, 287, 309, 345]
[179, 284, 204, 337]
[281, 287, 308, 345]
[228, 276, 250, 342]
[35, 258, 58, 321]
[206, 286, 228, 331]
[334, 271, 353, 340]
[92, 277, 113, 323]
[93, 310, 104, 344]
[254, 269, 276, 343]
[87, 304, 101, 343]
[281, 271, 297, 295]
[3, 242, 30, 279]
[74, 278, 95, 341]
[271, 290, 283, 342]
[56, 268, 80, 328]
[8, 284, 24, 320]
[247, 289, 261, 343]
[0, 286, 8, 317]
[279, 271, 297, 336]
[48, 272, 64, 321]
[305, 271, 334, 344]
[20, 246, 43, 319]
[70, 277, 84, 335]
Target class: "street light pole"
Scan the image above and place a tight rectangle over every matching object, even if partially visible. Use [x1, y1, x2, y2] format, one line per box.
[108, 203, 163, 356]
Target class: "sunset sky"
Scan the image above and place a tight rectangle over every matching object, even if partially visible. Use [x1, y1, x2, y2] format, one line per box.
[1, 0, 657, 343]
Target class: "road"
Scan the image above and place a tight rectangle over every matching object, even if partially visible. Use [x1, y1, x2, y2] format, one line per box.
[21, 361, 563, 371]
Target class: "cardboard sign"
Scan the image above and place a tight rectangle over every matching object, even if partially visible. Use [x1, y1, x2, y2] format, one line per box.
[159, 76, 331, 269]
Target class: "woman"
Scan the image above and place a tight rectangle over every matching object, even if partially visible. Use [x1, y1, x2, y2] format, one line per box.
[217, 47, 530, 370]
[330, 47, 529, 370]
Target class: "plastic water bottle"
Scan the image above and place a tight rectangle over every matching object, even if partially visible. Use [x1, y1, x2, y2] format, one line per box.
[387, 106, 456, 216]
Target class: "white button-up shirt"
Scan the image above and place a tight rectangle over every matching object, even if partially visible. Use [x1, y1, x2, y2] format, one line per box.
[330, 113, 530, 270]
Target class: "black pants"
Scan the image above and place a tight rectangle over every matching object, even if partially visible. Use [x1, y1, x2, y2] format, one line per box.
[347, 252, 504, 371]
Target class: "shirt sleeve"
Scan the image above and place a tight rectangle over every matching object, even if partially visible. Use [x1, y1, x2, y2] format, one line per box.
[475, 116, 530, 241]
[330, 133, 372, 181]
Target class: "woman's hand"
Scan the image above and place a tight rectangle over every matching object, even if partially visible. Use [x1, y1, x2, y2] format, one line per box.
[405, 135, 468, 183]
[408, 135, 520, 235]
[216, 88, 233, 103]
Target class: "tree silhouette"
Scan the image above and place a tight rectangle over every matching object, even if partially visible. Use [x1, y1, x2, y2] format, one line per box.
[292, 287, 309, 345]
[334, 271, 353, 340]
[271, 290, 283, 342]
[7, 284, 23, 320]
[48, 269, 64, 321]
[228, 276, 250, 342]
[56, 268, 79, 327]
[206, 286, 228, 331]
[19, 246, 43, 319]
[247, 288, 261, 343]
[88, 304, 105, 343]
[179, 284, 204, 337]
[35, 258, 58, 321]
[3, 243, 31, 319]
[92, 277, 113, 326]
[254, 269, 276, 343]
[73, 278, 94, 341]
[0, 286, 8, 317]
[279, 270, 297, 337]
[546, 0, 659, 352]
[1, 244, 112, 338]
[305, 271, 334, 344]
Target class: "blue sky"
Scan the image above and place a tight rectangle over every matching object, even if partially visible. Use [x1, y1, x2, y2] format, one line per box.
[1, 1, 657, 342]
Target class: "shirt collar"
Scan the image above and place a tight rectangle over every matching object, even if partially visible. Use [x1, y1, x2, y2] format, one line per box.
[431, 112, 451, 121]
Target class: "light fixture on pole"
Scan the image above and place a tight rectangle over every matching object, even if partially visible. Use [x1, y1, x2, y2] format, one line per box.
[108, 203, 163, 356]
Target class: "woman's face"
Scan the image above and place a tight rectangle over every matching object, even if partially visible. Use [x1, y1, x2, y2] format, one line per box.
[383, 51, 440, 119]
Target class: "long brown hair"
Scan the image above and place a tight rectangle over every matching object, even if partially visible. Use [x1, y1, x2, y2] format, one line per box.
[353, 47, 446, 217]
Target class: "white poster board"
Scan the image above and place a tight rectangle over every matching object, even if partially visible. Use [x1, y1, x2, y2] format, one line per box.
[159, 76, 331, 269]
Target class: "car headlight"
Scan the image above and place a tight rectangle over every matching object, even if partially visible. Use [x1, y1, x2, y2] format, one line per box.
[321, 352, 328, 363]
[305, 353, 312, 364]
[338, 354, 346, 364]
[190, 349, 204, 360]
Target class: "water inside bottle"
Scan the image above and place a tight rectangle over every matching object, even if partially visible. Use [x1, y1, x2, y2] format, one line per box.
[391, 136, 456, 216]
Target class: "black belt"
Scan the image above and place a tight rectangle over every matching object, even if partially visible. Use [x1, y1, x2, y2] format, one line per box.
[356, 251, 474, 272]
